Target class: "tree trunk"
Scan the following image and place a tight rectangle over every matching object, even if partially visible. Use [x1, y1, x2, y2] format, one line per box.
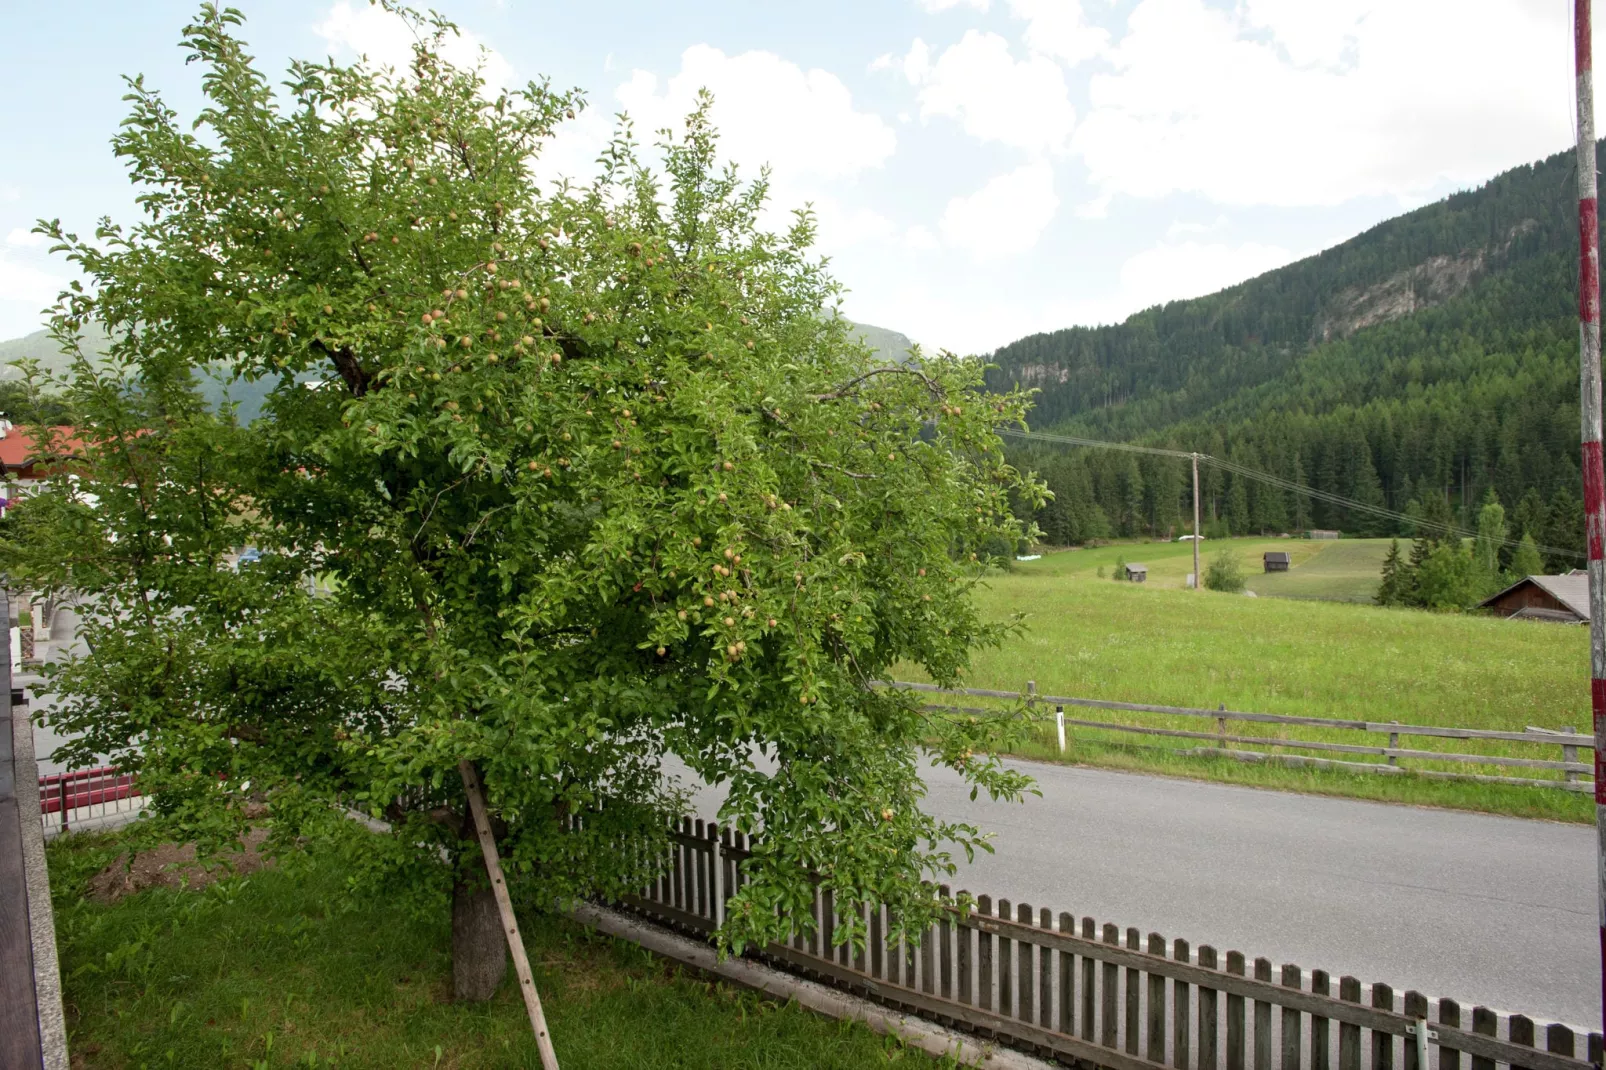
[452, 878, 507, 1001]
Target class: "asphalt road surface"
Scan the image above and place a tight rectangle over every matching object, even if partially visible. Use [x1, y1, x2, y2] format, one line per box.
[674, 755, 1599, 1027]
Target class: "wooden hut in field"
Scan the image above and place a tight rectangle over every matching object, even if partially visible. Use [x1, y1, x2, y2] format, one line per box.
[1263, 551, 1291, 572]
[1478, 573, 1590, 623]
[1124, 563, 1148, 583]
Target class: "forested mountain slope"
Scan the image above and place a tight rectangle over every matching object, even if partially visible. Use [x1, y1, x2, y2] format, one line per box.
[987, 143, 1595, 565]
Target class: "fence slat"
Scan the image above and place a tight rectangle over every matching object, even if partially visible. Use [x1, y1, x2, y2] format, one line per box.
[1150, 933, 1168, 1064]
[1083, 918, 1098, 1043]
[1311, 971, 1330, 1070]
[1546, 1024, 1575, 1064]
[940, 885, 954, 1000]
[694, 819, 708, 921]
[1228, 952, 1248, 1070]
[1175, 939, 1192, 1070]
[1440, 999, 1462, 1070]
[1040, 907, 1054, 1036]
[1060, 913, 1077, 1037]
[1403, 991, 1428, 1070]
[1103, 923, 1121, 1049]
[1471, 1006, 1496, 1070]
[1373, 983, 1395, 1070]
[1281, 965, 1302, 1070]
[923, 915, 937, 996]
[957, 895, 974, 1007]
[1200, 945, 1220, 1070]
[999, 900, 1014, 1019]
[1127, 928, 1143, 1056]
[1255, 958, 1273, 1070]
[1016, 904, 1034, 1025]
[979, 896, 995, 1013]
[871, 902, 885, 980]
[1510, 1014, 1536, 1070]
[1338, 977, 1361, 1070]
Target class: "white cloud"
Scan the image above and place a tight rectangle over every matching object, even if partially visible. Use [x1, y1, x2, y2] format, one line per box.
[902, 31, 1076, 155]
[1118, 240, 1296, 311]
[0, 254, 65, 308]
[1007, 0, 1110, 67]
[905, 224, 940, 251]
[5, 228, 46, 249]
[615, 45, 897, 184]
[810, 202, 897, 250]
[916, 0, 990, 11]
[940, 161, 1059, 260]
[1074, 0, 1583, 208]
[314, 2, 516, 91]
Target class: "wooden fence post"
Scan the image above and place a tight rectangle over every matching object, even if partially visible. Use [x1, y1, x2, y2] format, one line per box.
[1562, 726, 1580, 784]
[1388, 723, 1401, 767]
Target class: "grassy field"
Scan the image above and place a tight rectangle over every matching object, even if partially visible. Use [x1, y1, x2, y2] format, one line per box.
[913, 546, 1593, 821]
[1023, 536, 1391, 602]
[1244, 539, 1392, 602]
[49, 832, 940, 1069]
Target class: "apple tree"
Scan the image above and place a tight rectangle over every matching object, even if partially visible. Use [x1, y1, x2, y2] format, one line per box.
[4, 1, 1042, 1008]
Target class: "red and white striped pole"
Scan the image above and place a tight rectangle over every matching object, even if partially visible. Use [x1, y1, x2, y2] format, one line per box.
[1574, 0, 1606, 1035]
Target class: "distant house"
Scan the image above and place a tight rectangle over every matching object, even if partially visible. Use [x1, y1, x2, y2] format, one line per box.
[1478, 573, 1591, 623]
[1263, 551, 1291, 572]
[0, 425, 82, 483]
[1307, 529, 1340, 540]
[1124, 563, 1148, 583]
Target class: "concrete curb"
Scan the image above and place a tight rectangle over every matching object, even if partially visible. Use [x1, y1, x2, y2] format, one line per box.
[568, 901, 1058, 1069]
[13, 695, 68, 1070]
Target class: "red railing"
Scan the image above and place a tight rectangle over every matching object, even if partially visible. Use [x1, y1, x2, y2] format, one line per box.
[38, 766, 141, 833]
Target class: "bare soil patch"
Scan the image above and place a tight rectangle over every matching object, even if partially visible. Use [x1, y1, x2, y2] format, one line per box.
[87, 827, 273, 902]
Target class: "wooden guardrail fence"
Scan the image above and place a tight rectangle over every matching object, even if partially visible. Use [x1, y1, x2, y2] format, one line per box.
[884, 682, 1597, 792]
[620, 817, 1602, 1070]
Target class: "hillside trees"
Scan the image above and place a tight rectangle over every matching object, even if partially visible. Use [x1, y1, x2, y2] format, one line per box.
[1, 3, 1040, 1009]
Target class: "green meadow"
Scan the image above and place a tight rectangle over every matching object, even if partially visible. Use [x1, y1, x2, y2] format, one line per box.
[917, 539, 1592, 821]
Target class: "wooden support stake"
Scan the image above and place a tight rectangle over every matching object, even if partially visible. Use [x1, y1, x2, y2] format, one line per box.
[459, 760, 559, 1070]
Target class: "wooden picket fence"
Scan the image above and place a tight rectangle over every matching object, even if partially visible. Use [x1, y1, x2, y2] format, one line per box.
[619, 817, 1601, 1070]
[885, 682, 1597, 793]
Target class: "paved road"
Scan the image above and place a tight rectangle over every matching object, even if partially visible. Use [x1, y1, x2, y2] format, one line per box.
[674, 756, 1599, 1027]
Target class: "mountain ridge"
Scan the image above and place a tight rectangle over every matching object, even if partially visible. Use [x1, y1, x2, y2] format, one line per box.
[986, 143, 1595, 563]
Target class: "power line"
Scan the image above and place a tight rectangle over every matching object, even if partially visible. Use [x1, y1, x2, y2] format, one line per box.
[999, 426, 1584, 560]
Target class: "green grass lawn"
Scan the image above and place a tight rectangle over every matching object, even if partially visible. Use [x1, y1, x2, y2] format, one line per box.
[914, 553, 1593, 821]
[1243, 539, 1393, 602]
[49, 832, 942, 1069]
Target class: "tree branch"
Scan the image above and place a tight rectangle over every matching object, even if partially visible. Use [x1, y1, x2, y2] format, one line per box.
[312, 338, 371, 397]
[809, 366, 944, 403]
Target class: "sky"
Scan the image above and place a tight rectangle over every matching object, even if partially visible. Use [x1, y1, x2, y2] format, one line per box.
[0, 0, 1594, 354]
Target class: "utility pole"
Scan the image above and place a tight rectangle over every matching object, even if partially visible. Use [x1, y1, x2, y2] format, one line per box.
[1192, 453, 1202, 590]
[1571, 0, 1606, 1035]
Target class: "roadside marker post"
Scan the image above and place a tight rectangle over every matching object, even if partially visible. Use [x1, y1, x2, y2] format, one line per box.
[1570, 0, 1606, 1036]
[1056, 706, 1066, 754]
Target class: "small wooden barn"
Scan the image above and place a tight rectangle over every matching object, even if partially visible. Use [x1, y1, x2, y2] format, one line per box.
[1478, 573, 1590, 623]
[1124, 563, 1148, 583]
[1263, 551, 1291, 572]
